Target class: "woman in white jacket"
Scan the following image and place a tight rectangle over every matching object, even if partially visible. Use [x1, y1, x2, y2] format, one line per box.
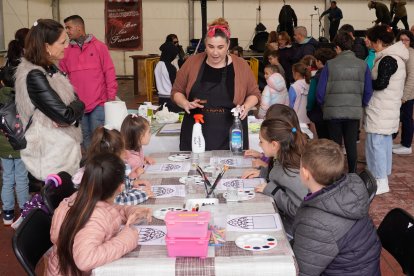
[364, 25, 409, 194]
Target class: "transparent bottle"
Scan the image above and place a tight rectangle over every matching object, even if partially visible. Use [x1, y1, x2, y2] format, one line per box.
[230, 108, 243, 154]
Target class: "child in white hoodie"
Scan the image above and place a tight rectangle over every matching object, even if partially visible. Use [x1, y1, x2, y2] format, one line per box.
[258, 65, 289, 118]
[289, 62, 311, 124]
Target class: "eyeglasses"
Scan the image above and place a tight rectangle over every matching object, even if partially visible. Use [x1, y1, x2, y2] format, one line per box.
[400, 38, 410, 42]
[173, 41, 179, 45]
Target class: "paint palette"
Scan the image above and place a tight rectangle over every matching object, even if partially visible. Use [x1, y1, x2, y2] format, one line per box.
[179, 175, 204, 185]
[223, 190, 255, 201]
[153, 207, 187, 220]
[235, 234, 277, 251]
[168, 154, 191, 162]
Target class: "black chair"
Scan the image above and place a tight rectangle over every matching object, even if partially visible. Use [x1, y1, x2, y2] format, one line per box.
[12, 208, 52, 276]
[41, 171, 76, 215]
[358, 169, 377, 202]
[377, 208, 414, 275]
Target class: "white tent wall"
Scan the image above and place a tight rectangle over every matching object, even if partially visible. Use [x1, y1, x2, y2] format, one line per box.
[2, 0, 414, 75]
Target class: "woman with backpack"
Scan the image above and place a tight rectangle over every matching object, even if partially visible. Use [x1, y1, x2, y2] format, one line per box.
[14, 19, 84, 182]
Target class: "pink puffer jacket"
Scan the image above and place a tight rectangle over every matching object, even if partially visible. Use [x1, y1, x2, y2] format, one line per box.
[47, 193, 138, 275]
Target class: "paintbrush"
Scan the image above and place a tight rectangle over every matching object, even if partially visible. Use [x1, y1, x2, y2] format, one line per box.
[207, 165, 229, 198]
[196, 165, 210, 195]
[196, 165, 212, 187]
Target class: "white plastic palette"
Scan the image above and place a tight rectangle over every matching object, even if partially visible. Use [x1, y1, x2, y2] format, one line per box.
[168, 154, 191, 162]
[153, 207, 187, 220]
[235, 234, 277, 251]
[179, 175, 204, 185]
[223, 190, 255, 201]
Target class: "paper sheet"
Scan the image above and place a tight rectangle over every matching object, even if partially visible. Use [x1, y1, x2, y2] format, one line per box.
[152, 185, 186, 198]
[135, 225, 167, 245]
[217, 178, 266, 191]
[210, 157, 253, 168]
[226, 214, 283, 232]
[158, 123, 182, 134]
[145, 162, 191, 173]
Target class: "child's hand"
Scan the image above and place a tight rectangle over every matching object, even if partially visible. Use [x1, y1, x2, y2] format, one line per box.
[132, 167, 145, 177]
[144, 188, 155, 198]
[244, 149, 262, 158]
[126, 207, 152, 226]
[242, 169, 260, 179]
[254, 183, 266, 193]
[252, 158, 268, 168]
[144, 156, 155, 165]
[133, 179, 151, 189]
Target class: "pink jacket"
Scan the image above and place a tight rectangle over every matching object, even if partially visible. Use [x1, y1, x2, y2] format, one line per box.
[47, 193, 139, 275]
[60, 36, 118, 113]
[125, 149, 145, 172]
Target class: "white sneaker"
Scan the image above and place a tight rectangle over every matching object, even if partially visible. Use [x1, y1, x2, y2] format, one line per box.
[392, 146, 412, 155]
[392, 143, 403, 149]
[376, 178, 390, 195]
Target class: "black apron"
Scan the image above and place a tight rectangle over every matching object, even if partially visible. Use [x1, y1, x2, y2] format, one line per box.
[179, 57, 248, 151]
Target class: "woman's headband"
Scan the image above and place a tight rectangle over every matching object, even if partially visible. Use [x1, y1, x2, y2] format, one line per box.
[207, 25, 231, 39]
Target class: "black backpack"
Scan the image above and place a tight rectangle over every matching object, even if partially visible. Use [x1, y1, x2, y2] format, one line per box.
[0, 65, 33, 150]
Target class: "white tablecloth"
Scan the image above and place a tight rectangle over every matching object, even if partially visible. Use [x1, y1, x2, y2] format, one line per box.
[145, 122, 313, 155]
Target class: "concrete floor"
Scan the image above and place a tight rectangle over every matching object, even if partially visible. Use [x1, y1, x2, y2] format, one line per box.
[0, 79, 412, 275]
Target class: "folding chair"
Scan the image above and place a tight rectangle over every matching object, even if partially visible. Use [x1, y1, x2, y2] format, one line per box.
[377, 208, 414, 275]
[12, 208, 52, 276]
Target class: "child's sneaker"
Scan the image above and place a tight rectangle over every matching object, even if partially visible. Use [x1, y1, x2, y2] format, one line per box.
[3, 210, 14, 226]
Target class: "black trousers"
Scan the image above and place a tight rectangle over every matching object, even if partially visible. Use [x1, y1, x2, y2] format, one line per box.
[329, 20, 340, 42]
[391, 15, 409, 33]
[328, 119, 359, 173]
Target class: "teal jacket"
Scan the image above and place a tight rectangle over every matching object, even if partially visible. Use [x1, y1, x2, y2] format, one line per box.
[365, 49, 376, 70]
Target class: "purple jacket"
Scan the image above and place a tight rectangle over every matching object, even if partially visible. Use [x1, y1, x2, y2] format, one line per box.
[60, 35, 118, 113]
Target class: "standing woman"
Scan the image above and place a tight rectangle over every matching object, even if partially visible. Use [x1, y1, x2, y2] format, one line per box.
[172, 18, 260, 151]
[364, 25, 408, 194]
[393, 30, 414, 155]
[277, 31, 295, 85]
[14, 19, 85, 181]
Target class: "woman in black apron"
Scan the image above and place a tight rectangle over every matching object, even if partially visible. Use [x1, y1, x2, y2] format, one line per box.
[172, 18, 260, 151]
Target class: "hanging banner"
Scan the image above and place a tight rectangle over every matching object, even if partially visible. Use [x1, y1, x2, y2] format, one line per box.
[105, 0, 142, 50]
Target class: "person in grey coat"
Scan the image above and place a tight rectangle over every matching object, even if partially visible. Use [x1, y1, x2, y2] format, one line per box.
[245, 117, 308, 236]
[294, 139, 381, 276]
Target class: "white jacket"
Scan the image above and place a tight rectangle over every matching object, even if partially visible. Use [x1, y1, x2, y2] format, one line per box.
[365, 41, 409, 135]
[258, 73, 289, 118]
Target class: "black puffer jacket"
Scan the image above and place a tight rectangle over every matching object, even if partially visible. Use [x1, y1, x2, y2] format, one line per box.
[293, 174, 381, 276]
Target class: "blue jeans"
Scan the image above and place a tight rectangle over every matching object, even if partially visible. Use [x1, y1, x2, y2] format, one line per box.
[365, 133, 392, 179]
[1, 158, 29, 210]
[81, 105, 105, 149]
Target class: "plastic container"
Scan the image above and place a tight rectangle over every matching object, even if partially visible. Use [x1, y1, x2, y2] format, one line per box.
[192, 114, 205, 154]
[166, 231, 211, 258]
[230, 107, 243, 154]
[165, 211, 211, 238]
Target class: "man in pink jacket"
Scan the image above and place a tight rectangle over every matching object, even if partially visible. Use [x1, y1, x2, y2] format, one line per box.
[60, 15, 118, 149]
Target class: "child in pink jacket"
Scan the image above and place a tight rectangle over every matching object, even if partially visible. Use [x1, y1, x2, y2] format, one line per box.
[47, 153, 152, 275]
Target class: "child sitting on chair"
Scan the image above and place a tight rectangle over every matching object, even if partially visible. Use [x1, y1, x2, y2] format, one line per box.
[48, 153, 152, 275]
[293, 139, 381, 275]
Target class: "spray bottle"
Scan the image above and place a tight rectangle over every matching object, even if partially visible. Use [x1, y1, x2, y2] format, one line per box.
[192, 114, 205, 154]
[230, 107, 243, 154]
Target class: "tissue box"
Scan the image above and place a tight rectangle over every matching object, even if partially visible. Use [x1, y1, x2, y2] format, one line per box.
[166, 231, 211, 258]
[165, 211, 210, 238]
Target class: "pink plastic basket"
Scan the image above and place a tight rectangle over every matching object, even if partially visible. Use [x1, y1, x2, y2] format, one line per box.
[166, 231, 211, 258]
[165, 211, 211, 238]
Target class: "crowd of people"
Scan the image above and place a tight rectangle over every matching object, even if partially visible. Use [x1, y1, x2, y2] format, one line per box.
[0, 1, 413, 275]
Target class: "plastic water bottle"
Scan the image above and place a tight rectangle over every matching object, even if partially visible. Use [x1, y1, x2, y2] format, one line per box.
[230, 107, 243, 154]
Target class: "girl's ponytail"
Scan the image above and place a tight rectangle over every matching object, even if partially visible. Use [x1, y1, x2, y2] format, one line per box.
[292, 62, 311, 84]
